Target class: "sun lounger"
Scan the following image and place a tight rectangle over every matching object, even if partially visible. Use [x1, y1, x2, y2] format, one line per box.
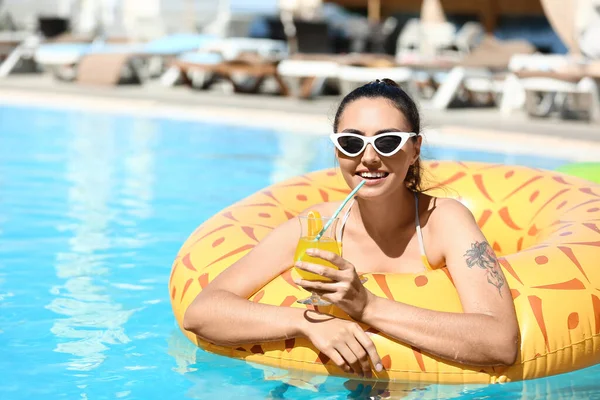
[35, 42, 93, 66]
[338, 64, 414, 96]
[134, 33, 217, 57]
[34, 42, 137, 81]
[0, 32, 40, 77]
[518, 71, 599, 122]
[431, 36, 536, 109]
[418, 22, 457, 57]
[277, 55, 341, 98]
[388, 20, 484, 100]
[34, 33, 218, 84]
[336, 54, 415, 96]
[277, 53, 407, 99]
[452, 22, 485, 56]
[197, 38, 288, 61]
[395, 19, 421, 57]
[393, 53, 460, 99]
[501, 55, 600, 122]
[76, 52, 144, 85]
[1, 31, 125, 78]
[169, 52, 289, 95]
[161, 38, 288, 87]
[0, 31, 30, 57]
[160, 52, 223, 87]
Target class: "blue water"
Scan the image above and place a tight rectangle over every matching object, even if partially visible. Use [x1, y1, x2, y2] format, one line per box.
[0, 104, 598, 400]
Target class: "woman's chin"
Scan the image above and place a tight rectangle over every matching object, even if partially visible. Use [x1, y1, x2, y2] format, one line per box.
[358, 187, 385, 198]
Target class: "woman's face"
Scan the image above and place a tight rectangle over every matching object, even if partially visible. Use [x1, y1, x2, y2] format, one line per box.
[335, 97, 422, 199]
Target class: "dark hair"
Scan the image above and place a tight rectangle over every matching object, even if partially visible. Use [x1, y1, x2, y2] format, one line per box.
[333, 78, 423, 192]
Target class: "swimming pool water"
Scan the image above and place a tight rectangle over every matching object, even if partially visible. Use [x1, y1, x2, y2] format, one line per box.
[0, 104, 598, 399]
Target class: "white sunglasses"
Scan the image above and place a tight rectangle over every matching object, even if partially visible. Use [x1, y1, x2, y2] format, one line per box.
[329, 132, 418, 157]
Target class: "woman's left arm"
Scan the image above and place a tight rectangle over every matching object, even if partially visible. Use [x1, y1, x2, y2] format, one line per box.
[296, 200, 519, 367]
[362, 199, 518, 366]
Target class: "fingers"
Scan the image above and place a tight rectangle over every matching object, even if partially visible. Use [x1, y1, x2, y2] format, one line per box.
[324, 349, 352, 374]
[346, 339, 371, 377]
[354, 328, 383, 372]
[335, 327, 381, 377]
[336, 343, 364, 376]
[294, 261, 339, 281]
[306, 248, 352, 270]
[294, 275, 343, 292]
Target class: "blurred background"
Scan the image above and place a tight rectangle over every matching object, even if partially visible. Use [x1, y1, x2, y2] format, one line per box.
[0, 0, 599, 118]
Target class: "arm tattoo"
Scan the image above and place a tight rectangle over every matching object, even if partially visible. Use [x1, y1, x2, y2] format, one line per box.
[463, 241, 504, 297]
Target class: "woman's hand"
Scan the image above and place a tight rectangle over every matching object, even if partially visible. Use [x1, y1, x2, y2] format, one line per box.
[302, 310, 383, 376]
[295, 249, 373, 320]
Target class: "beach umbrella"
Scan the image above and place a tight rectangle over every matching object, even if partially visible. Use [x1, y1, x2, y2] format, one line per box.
[540, 0, 580, 54]
[367, 0, 381, 23]
[539, 0, 600, 55]
[420, 0, 446, 24]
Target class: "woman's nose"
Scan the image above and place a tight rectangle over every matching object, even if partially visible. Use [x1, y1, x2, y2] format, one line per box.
[361, 144, 380, 165]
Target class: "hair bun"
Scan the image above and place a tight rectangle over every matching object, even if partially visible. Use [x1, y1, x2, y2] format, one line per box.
[371, 78, 400, 88]
[380, 78, 400, 88]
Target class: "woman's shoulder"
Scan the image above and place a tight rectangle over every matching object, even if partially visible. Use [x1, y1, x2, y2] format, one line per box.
[425, 196, 477, 227]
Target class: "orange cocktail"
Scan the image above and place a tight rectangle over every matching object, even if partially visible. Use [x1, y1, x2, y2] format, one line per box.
[293, 211, 340, 282]
[294, 236, 341, 282]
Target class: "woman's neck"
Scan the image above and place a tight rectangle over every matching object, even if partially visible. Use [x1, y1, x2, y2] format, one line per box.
[353, 187, 416, 241]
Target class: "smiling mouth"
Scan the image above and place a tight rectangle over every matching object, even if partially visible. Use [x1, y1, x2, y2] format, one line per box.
[356, 171, 389, 179]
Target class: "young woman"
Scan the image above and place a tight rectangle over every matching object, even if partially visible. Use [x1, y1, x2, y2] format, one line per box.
[183, 79, 519, 377]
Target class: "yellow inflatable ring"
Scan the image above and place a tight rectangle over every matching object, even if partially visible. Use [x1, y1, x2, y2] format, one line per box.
[169, 161, 600, 384]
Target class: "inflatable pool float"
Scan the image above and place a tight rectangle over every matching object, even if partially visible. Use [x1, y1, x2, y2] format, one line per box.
[556, 162, 600, 185]
[169, 161, 600, 384]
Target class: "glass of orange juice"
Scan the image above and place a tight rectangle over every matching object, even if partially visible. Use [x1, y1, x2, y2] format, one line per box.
[294, 212, 340, 306]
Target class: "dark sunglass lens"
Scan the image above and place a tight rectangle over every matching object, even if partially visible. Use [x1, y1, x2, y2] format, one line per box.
[374, 136, 403, 154]
[338, 136, 364, 154]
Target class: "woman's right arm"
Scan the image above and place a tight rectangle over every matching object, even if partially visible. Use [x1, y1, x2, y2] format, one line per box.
[182, 213, 383, 376]
[182, 217, 304, 346]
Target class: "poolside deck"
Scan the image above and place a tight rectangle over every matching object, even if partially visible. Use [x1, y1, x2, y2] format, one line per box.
[1, 73, 599, 161]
